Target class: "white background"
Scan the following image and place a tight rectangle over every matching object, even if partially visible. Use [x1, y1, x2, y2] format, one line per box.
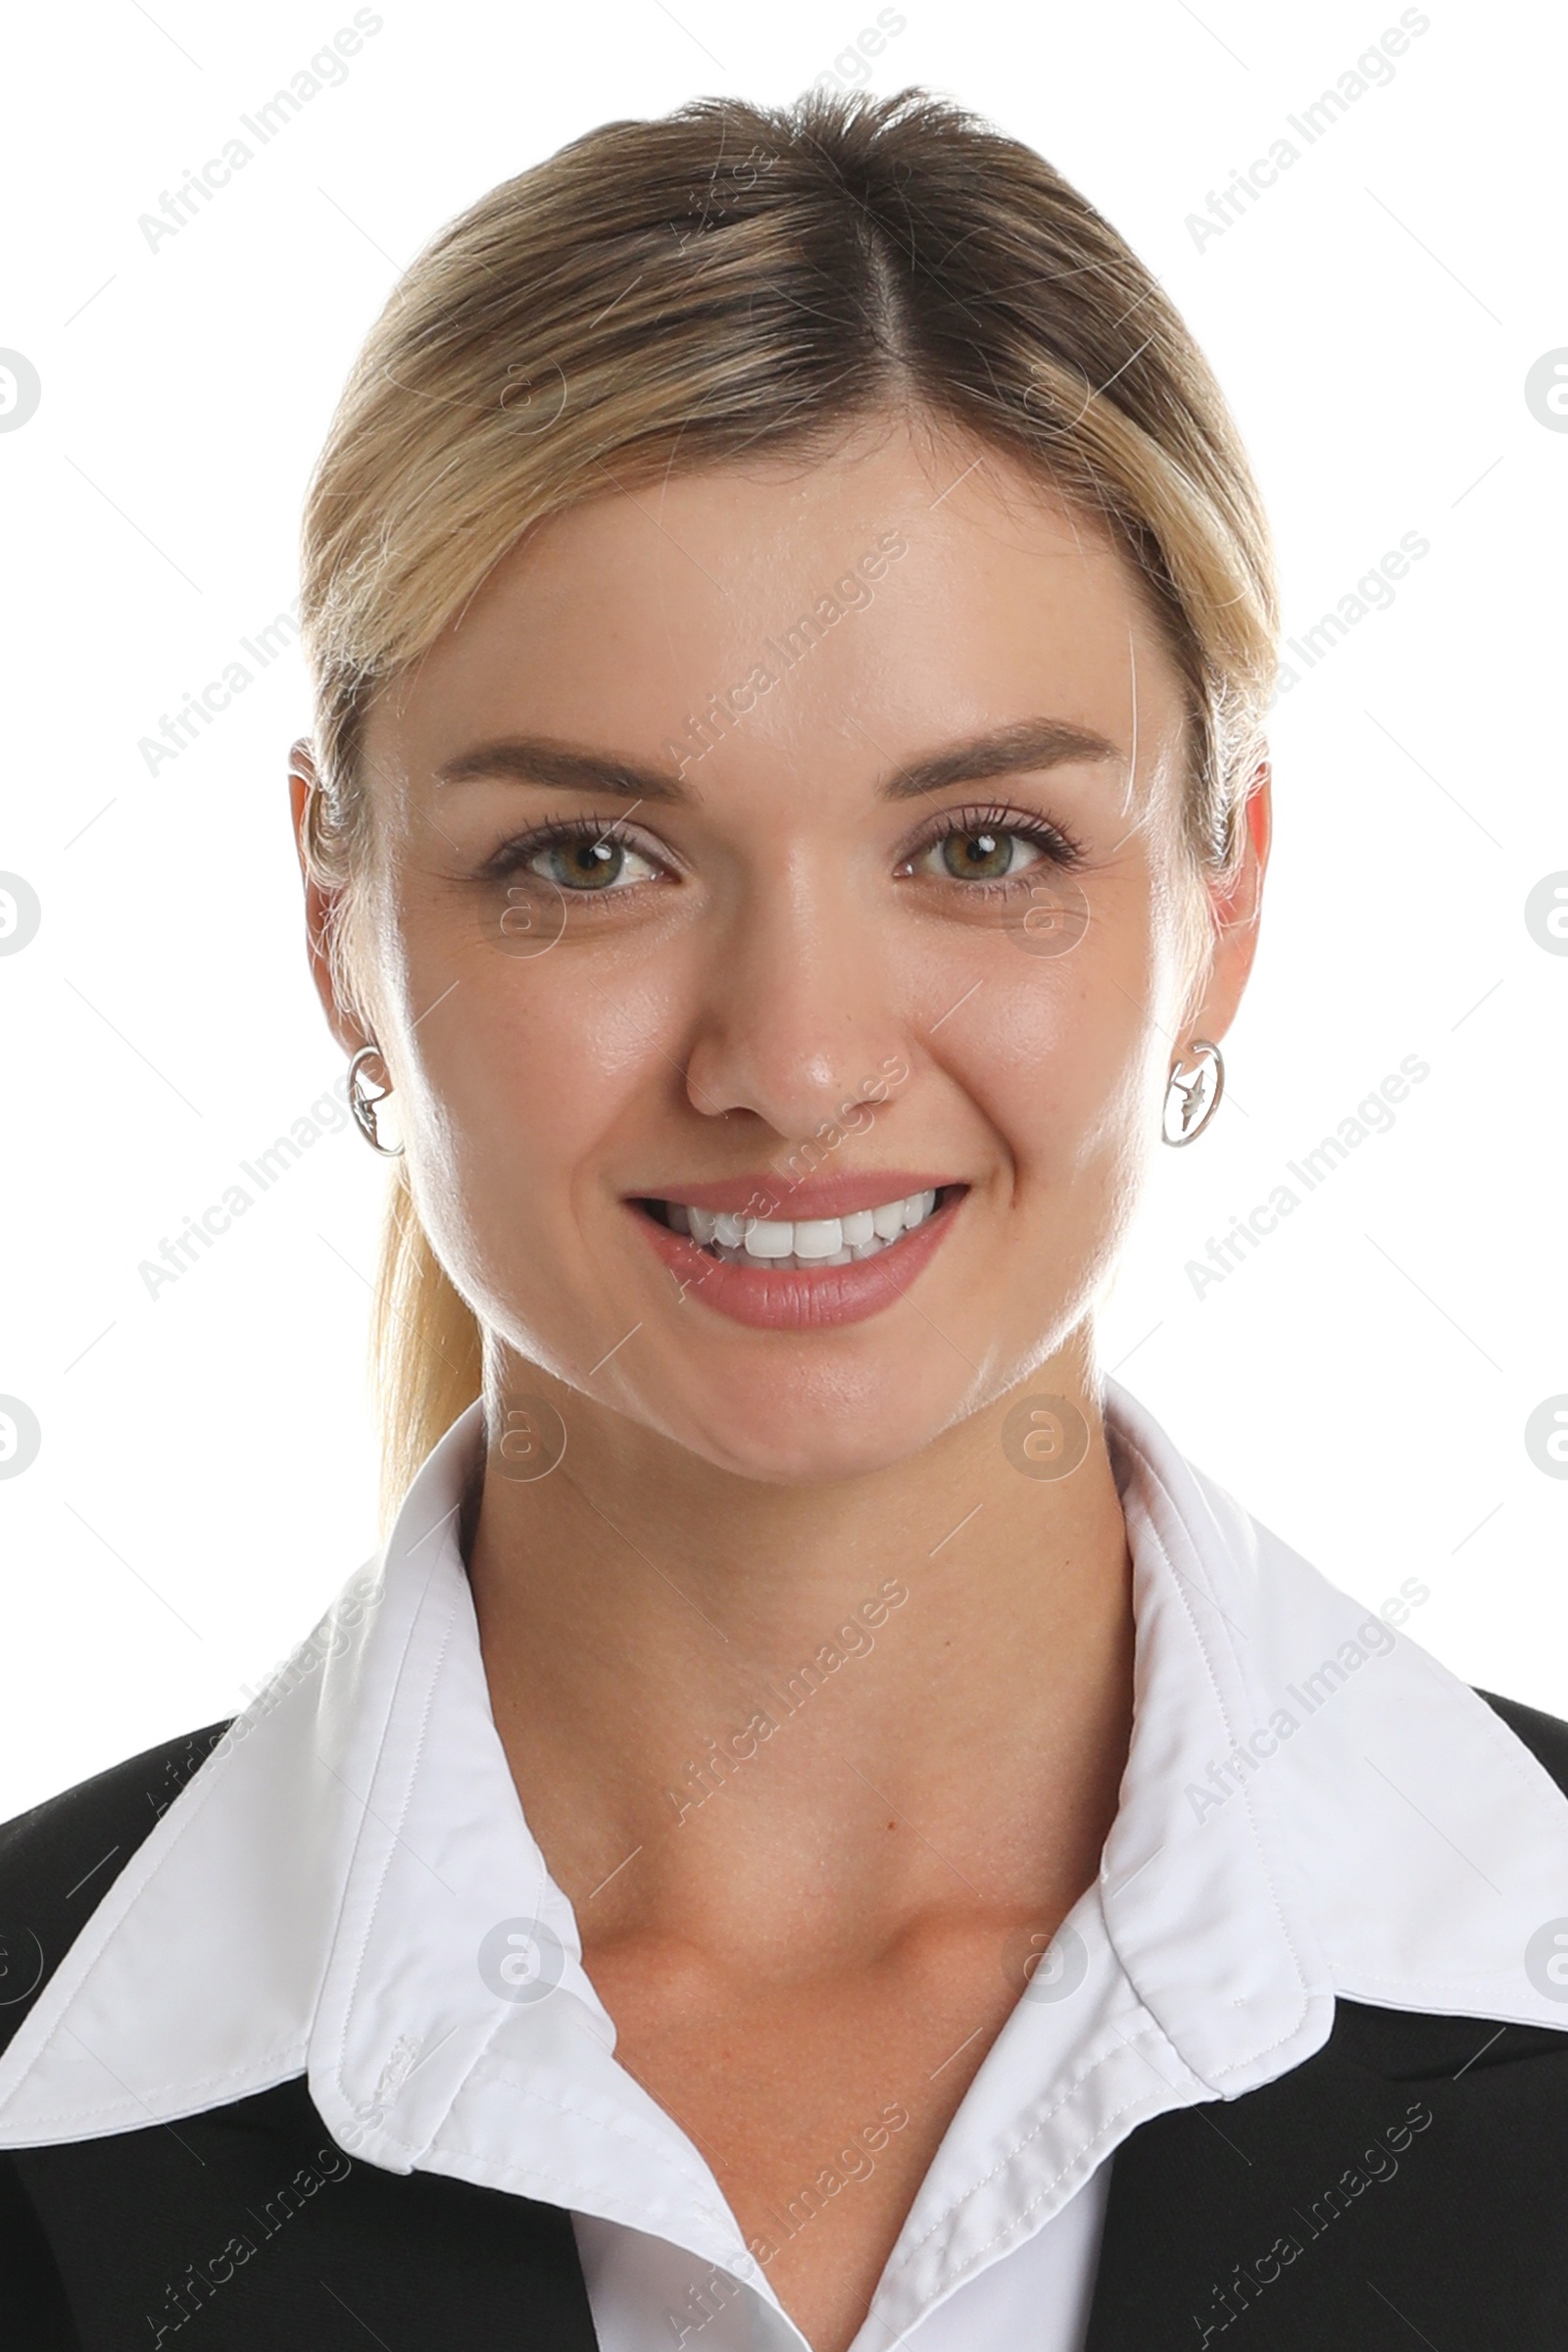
[2, 0, 1565, 1816]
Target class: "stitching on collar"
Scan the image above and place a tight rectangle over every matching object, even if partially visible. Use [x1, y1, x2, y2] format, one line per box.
[0, 2038, 312, 2135]
[397, 2082, 736, 2224]
[317, 1509, 481, 2104]
[407, 2057, 728, 2205]
[0, 1717, 283, 2125]
[1109, 1422, 1316, 2072]
[319, 1503, 564, 2155]
[888, 2014, 1187, 2271]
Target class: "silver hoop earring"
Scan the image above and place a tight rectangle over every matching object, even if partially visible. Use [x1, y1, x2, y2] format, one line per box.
[1161, 1039, 1225, 1147]
[347, 1043, 404, 1157]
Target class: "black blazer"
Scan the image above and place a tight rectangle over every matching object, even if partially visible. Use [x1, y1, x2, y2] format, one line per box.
[3, 1689, 1566, 2348]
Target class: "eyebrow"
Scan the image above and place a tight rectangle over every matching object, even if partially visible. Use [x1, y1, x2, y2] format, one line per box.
[880, 716, 1123, 802]
[433, 716, 1124, 806]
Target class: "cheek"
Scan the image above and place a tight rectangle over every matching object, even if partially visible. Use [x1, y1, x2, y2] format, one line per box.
[936, 933, 1165, 1187]
[403, 947, 666, 1219]
[394, 951, 668, 1380]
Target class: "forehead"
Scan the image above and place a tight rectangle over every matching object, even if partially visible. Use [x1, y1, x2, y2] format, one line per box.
[367, 417, 1188, 788]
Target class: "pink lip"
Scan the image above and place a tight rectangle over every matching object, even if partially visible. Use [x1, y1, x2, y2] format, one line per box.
[627, 1190, 965, 1330]
[634, 1171, 960, 1220]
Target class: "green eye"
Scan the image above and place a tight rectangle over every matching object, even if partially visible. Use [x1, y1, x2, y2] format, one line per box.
[940, 828, 1019, 881]
[525, 834, 660, 892]
[906, 805, 1080, 888]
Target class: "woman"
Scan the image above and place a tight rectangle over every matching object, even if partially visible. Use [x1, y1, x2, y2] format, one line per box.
[3, 84, 1566, 2352]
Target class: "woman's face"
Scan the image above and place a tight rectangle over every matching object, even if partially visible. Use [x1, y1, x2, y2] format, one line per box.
[305, 416, 1264, 1482]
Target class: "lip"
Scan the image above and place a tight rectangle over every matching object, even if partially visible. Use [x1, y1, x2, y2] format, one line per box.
[636, 1171, 961, 1220]
[627, 1186, 966, 1330]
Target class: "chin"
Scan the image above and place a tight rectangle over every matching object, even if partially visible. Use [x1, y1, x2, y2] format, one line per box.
[645, 1355, 988, 1487]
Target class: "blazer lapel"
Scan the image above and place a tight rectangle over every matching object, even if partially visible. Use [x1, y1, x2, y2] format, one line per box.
[1085, 1683, 1568, 2346]
[12, 2075, 602, 2350]
[1084, 1994, 1568, 2348]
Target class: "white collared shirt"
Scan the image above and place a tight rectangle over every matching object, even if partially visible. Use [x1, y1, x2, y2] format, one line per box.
[4, 1379, 1568, 2352]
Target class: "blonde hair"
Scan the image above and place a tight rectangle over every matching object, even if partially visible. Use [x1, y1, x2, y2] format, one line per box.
[297, 83, 1280, 1532]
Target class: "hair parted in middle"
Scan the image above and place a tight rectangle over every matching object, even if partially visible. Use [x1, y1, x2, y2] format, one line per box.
[295, 82, 1280, 1523]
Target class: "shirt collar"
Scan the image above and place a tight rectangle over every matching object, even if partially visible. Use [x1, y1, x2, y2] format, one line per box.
[3, 1380, 1566, 2316]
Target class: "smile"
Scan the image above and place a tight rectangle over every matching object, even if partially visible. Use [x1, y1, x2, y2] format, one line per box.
[643, 1187, 946, 1270]
[625, 1178, 966, 1330]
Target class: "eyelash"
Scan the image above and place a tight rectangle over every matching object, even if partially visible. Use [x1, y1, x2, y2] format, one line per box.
[903, 801, 1087, 884]
[478, 801, 1086, 896]
[479, 812, 653, 885]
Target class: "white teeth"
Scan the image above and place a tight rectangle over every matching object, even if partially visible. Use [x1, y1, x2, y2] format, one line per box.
[662, 1189, 946, 1266]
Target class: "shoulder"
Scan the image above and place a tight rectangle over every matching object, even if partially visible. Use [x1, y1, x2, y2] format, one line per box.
[0, 1722, 230, 2058]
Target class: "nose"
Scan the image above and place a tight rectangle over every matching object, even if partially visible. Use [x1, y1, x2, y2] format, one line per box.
[681, 858, 905, 1144]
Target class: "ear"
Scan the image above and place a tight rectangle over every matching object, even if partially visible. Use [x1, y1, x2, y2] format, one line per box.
[288, 738, 367, 1059]
[1180, 757, 1272, 1047]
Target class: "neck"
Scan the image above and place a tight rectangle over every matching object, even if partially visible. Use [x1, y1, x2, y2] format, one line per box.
[466, 1349, 1137, 1963]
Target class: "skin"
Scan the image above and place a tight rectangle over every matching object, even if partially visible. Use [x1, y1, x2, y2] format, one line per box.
[290, 409, 1269, 2352]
